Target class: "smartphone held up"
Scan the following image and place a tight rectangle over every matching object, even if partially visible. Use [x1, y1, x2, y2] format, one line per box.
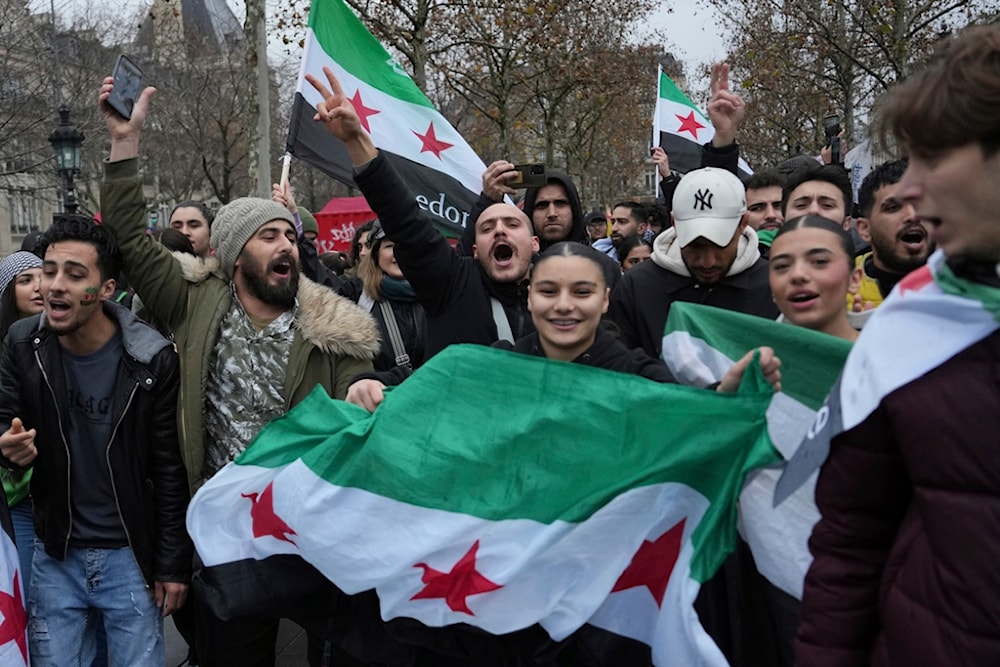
[823, 113, 841, 165]
[508, 163, 547, 189]
[107, 55, 143, 120]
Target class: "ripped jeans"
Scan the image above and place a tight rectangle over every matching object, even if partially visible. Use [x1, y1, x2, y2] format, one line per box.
[28, 543, 163, 667]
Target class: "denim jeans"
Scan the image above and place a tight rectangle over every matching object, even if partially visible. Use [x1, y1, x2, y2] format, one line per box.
[28, 543, 163, 667]
[9, 498, 34, 590]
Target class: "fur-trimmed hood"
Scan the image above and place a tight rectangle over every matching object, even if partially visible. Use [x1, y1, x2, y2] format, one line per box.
[172, 250, 380, 360]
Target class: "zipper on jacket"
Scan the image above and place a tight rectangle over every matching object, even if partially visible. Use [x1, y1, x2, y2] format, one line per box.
[105, 380, 151, 591]
[35, 345, 75, 558]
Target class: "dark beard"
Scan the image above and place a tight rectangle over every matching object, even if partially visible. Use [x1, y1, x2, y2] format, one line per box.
[870, 232, 934, 275]
[242, 254, 300, 308]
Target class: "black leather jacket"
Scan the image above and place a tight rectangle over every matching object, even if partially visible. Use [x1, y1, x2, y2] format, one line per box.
[0, 302, 192, 587]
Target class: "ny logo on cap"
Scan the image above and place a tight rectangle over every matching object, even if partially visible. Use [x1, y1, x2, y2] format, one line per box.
[693, 188, 714, 211]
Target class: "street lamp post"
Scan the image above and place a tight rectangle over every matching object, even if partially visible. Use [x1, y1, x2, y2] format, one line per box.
[48, 105, 85, 214]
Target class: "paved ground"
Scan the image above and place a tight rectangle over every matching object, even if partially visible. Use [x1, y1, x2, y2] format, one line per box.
[165, 615, 309, 666]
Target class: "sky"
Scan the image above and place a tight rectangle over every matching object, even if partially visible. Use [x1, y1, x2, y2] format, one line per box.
[648, 2, 730, 72]
[40, 0, 731, 78]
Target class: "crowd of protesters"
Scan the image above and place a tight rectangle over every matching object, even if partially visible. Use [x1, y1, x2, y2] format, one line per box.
[0, 20, 998, 667]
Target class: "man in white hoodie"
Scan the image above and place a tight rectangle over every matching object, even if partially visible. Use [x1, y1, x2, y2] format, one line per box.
[609, 167, 779, 358]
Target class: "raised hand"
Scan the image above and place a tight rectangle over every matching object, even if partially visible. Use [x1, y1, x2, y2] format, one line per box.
[651, 146, 671, 179]
[706, 62, 745, 148]
[98, 76, 155, 161]
[482, 160, 518, 202]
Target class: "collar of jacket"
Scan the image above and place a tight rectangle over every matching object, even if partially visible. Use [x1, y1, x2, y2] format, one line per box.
[477, 262, 530, 306]
[172, 250, 380, 360]
[34, 300, 171, 364]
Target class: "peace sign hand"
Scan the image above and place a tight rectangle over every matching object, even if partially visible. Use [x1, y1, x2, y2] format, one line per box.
[306, 66, 378, 165]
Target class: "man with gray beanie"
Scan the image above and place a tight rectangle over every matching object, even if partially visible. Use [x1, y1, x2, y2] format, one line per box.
[97, 78, 380, 667]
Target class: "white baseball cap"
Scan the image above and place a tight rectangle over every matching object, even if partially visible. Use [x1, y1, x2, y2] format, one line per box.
[673, 167, 747, 247]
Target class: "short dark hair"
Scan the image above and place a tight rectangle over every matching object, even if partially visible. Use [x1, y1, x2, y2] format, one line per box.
[646, 202, 671, 233]
[857, 159, 908, 218]
[170, 200, 215, 227]
[775, 155, 821, 180]
[743, 169, 784, 191]
[774, 214, 855, 271]
[36, 215, 122, 282]
[880, 24, 1000, 158]
[611, 201, 648, 223]
[781, 164, 853, 217]
[319, 252, 347, 276]
[151, 227, 196, 255]
[617, 235, 653, 269]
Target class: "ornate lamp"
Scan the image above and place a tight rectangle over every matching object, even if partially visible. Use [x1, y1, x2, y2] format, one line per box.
[48, 105, 85, 214]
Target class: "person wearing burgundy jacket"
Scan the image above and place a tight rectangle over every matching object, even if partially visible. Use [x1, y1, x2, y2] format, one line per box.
[796, 24, 1000, 666]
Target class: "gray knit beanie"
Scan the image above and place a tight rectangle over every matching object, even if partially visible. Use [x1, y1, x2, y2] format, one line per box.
[210, 198, 296, 278]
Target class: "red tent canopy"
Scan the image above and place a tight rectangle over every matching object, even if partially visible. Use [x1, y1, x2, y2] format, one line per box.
[312, 196, 376, 254]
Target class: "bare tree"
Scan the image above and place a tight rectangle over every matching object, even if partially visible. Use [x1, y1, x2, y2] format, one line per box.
[708, 0, 1000, 167]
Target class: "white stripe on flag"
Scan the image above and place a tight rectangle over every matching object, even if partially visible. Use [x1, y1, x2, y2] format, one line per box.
[296, 28, 484, 195]
[190, 459, 710, 641]
[662, 332, 821, 599]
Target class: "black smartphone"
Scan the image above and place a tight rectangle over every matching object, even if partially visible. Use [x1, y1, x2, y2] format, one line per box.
[508, 163, 547, 189]
[823, 113, 842, 164]
[822, 113, 841, 139]
[107, 55, 143, 120]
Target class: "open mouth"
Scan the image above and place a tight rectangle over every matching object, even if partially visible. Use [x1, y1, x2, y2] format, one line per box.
[47, 300, 71, 316]
[787, 291, 818, 309]
[270, 257, 294, 277]
[898, 226, 928, 248]
[493, 243, 514, 265]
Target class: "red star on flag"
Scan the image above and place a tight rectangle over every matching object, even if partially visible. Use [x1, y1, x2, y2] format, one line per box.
[349, 90, 380, 133]
[242, 482, 297, 546]
[413, 122, 454, 160]
[611, 519, 686, 607]
[0, 571, 27, 663]
[675, 111, 705, 139]
[411, 540, 503, 615]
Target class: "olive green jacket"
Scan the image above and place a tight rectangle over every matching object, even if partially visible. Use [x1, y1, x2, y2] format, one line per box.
[102, 158, 379, 492]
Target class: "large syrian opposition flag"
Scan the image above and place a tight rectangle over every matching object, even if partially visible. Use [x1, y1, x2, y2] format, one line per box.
[189, 345, 779, 666]
[288, 0, 488, 237]
[776, 250, 1000, 506]
[0, 495, 27, 666]
[653, 67, 752, 176]
[661, 302, 852, 598]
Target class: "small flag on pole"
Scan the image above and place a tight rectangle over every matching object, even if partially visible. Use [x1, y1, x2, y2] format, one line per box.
[653, 67, 752, 176]
[286, 0, 489, 238]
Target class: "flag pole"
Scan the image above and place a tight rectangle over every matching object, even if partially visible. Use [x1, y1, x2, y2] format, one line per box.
[280, 153, 292, 188]
[653, 65, 663, 199]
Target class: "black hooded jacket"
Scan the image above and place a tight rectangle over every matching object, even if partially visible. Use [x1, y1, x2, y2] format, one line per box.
[459, 170, 620, 289]
[493, 329, 676, 383]
[354, 152, 535, 359]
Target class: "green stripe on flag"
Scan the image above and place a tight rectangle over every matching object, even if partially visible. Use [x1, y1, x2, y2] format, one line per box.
[666, 303, 851, 410]
[235, 345, 779, 582]
[307, 0, 433, 109]
[658, 68, 698, 108]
